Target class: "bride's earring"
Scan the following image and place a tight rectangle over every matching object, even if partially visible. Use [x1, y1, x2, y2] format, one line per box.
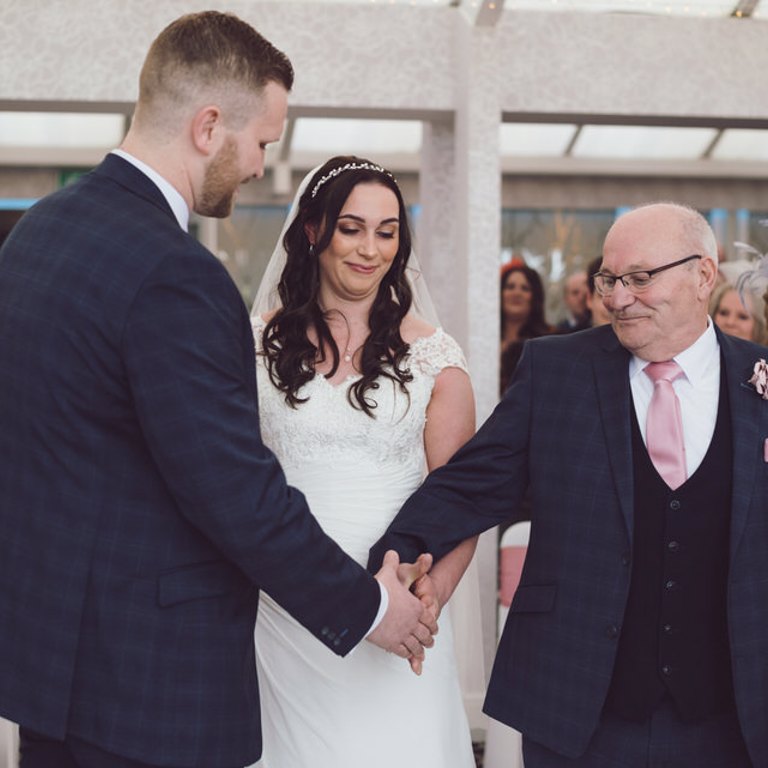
[309, 243, 315, 257]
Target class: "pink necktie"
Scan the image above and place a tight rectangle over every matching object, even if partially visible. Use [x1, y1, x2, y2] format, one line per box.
[644, 361, 687, 490]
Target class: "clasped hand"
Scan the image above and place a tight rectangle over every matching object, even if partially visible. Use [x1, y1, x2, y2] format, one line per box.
[368, 550, 441, 676]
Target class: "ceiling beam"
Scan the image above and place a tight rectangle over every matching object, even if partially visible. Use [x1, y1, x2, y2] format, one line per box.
[502, 112, 768, 130]
[500, 155, 768, 179]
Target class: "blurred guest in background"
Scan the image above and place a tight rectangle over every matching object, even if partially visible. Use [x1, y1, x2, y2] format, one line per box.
[585, 255, 612, 327]
[710, 283, 766, 344]
[499, 262, 553, 394]
[726, 247, 768, 343]
[765, 286, 768, 331]
[500, 262, 553, 347]
[555, 269, 590, 333]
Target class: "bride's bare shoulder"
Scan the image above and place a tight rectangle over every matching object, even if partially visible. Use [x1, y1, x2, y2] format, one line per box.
[255, 309, 280, 324]
[400, 313, 438, 344]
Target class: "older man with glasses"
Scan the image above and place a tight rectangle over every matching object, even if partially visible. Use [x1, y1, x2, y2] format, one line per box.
[371, 202, 768, 767]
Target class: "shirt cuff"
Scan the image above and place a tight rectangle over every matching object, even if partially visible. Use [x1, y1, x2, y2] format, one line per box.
[364, 581, 389, 637]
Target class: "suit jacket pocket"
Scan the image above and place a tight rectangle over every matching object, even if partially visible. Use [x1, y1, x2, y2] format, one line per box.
[509, 583, 557, 613]
[157, 560, 241, 607]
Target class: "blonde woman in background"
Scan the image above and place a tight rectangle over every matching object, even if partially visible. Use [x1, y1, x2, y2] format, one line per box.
[710, 282, 766, 344]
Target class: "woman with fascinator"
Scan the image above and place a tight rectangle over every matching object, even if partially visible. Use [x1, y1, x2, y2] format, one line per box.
[732, 241, 768, 341]
[248, 156, 478, 767]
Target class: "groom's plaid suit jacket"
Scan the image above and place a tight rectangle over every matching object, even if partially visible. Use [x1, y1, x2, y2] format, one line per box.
[0, 154, 380, 766]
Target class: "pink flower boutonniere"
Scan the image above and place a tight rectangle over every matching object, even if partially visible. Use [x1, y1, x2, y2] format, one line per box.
[748, 358, 768, 400]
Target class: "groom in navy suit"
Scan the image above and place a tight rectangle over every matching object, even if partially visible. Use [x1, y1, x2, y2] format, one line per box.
[0, 12, 434, 768]
[372, 203, 768, 767]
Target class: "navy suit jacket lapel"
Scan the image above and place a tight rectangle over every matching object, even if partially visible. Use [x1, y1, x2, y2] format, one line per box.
[719, 329, 765, 560]
[593, 329, 635, 543]
[93, 152, 178, 224]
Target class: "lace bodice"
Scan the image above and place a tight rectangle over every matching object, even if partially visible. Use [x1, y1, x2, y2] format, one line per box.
[251, 317, 468, 564]
[252, 317, 467, 470]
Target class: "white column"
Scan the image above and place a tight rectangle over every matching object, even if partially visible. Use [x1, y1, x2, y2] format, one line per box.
[418, 119, 460, 339]
[455, 12, 504, 726]
[418, 12, 504, 732]
[420, 118, 487, 731]
[454, 13, 501, 426]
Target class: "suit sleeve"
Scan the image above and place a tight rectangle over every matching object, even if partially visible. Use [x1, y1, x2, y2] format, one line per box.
[122, 250, 379, 654]
[369, 339, 535, 571]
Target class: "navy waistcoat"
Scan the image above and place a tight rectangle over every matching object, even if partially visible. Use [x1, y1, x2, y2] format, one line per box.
[604, 364, 735, 722]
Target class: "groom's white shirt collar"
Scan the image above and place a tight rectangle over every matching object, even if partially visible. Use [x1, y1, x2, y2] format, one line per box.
[111, 149, 190, 232]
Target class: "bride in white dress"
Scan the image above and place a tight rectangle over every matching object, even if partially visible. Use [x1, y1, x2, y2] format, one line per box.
[248, 156, 478, 768]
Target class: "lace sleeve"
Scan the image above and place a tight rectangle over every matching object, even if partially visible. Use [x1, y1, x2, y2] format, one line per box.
[408, 328, 469, 378]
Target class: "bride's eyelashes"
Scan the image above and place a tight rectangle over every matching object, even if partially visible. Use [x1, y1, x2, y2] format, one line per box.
[336, 225, 398, 239]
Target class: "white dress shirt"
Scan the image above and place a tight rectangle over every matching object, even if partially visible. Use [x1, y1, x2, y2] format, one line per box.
[110, 149, 190, 232]
[629, 320, 720, 479]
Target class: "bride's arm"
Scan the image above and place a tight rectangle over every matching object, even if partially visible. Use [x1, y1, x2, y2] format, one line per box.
[419, 366, 478, 610]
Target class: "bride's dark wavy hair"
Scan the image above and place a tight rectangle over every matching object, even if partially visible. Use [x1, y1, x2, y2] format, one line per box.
[262, 155, 414, 417]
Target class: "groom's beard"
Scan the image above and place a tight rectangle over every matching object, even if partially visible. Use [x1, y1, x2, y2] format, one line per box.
[199, 136, 241, 219]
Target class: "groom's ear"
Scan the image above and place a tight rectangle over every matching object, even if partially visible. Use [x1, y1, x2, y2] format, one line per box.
[190, 105, 224, 156]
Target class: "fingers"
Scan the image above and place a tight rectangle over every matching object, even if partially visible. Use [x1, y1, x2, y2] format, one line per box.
[382, 549, 400, 569]
[401, 633, 428, 660]
[421, 597, 440, 626]
[414, 581, 440, 616]
[397, 552, 433, 591]
[369, 550, 440, 665]
[412, 619, 435, 649]
[397, 562, 420, 590]
[414, 552, 433, 578]
[410, 572, 442, 623]
[389, 637, 424, 660]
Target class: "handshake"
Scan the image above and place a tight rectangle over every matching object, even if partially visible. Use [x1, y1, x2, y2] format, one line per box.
[368, 550, 441, 675]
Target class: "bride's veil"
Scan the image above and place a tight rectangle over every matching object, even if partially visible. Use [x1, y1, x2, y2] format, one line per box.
[250, 164, 317, 319]
[250, 163, 486, 713]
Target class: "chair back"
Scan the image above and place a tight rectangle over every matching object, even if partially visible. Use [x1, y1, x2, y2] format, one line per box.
[498, 521, 531, 631]
[484, 521, 530, 768]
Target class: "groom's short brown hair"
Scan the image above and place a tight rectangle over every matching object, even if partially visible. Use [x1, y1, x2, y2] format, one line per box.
[136, 11, 293, 132]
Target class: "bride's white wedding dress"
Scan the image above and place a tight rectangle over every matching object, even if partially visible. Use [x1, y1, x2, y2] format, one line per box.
[249, 317, 475, 768]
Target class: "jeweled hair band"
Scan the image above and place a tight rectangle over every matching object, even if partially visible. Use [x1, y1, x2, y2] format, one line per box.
[310, 162, 395, 199]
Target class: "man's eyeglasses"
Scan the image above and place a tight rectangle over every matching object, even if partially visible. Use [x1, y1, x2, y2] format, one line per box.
[594, 254, 702, 296]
